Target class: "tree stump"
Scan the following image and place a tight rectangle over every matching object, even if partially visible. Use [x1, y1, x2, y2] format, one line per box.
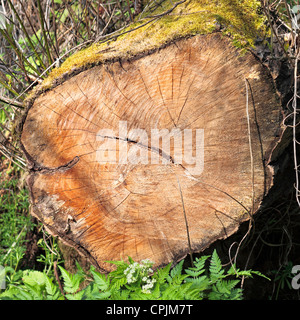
[20, 29, 286, 272]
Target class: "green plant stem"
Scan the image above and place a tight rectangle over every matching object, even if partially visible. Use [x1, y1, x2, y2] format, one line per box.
[0, 27, 43, 79]
[6, 0, 47, 72]
[18, 0, 51, 63]
[37, 0, 53, 66]
[0, 77, 19, 97]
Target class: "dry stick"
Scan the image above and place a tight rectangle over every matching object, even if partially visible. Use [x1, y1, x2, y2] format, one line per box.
[283, 0, 295, 46]
[51, 0, 60, 57]
[16, 40, 93, 100]
[238, 78, 255, 288]
[0, 147, 26, 169]
[42, 228, 59, 256]
[175, 174, 194, 267]
[19, 0, 50, 65]
[99, 7, 117, 37]
[293, 51, 300, 208]
[225, 78, 256, 283]
[0, 95, 23, 108]
[37, 0, 53, 66]
[126, 0, 134, 21]
[144, 0, 186, 19]
[244, 78, 255, 216]
[54, 261, 66, 300]
[262, 1, 292, 64]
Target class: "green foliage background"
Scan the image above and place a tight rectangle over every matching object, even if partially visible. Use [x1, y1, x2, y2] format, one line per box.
[0, 249, 268, 300]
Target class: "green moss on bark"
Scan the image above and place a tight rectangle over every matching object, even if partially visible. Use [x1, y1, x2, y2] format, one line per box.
[31, 0, 267, 93]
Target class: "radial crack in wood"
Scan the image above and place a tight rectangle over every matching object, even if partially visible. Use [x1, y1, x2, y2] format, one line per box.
[20, 34, 285, 272]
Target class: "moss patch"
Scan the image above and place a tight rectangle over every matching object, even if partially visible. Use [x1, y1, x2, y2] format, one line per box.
[32, 0, 267, 93]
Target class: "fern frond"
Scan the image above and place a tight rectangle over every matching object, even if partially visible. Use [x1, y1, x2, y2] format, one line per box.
[58, 266, 83, 294]
[209, 250, 223, 274]
[155, 263, 172, 284]
[185, 269, 205, 277]
[185, 275, 209, 292]
[170, 260, 184, 279]
[193, 255, 210, 271]
[90, 269, 109, 291]
[110, 276, 127, 291]
[44, 275, 61, 300]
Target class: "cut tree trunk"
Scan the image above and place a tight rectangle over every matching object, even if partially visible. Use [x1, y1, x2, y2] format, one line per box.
[20, 33, 287, 272]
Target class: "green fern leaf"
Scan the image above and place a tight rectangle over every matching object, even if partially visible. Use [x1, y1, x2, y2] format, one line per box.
[44, 274, 61, 300]
[161, 284, 181, 300]
[91, 269, 109, 291]
[228, 288, 243, 300]
[66, 290, 85, 300]
[23, 283, 44, 300]
[170, 260, 184, 279]
[81, 283, 112, 300]
[14, 287, 35, 300]
[110, 276, 127, 291]
[209, 250, 223, 274]
[58, 266, 82, 294]
[209, 250, 225, 282]
[185, 275, 209, 292]
[185, 269, 205, 277]
[193, 255, 210, 271]
[155, 263, 172, 284]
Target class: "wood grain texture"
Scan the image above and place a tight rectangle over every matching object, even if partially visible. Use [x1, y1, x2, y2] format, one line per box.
[21, 34, 284, 272]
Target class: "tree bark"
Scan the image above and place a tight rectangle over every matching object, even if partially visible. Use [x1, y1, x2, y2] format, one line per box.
[20, 33, 287, 272]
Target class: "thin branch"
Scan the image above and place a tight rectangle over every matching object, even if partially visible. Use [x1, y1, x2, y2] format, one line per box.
[175, 174, 194, 267]
[54, 261, 66, 300]
[0, 95, 23, 108]
[293, 51, 300, 207]
[244, 78, 255, 217]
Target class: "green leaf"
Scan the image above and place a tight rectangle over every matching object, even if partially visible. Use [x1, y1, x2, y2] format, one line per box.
[128, 256, 135, 264]
[185, 268, 205, 277]
[22, 271, 45, 288]
[91, 270, 109, 291]
[248, 270, 271, 281]
[58, 266, 83, 294]
[44, 275, 61, 300]
[194, 255, 210, 270]
[170, 260, 184, 279]
[155, 263, 172, 284]
[209, 250, 223, 275]
[22, 283, 44, 300]
[66, 290, 85, 300]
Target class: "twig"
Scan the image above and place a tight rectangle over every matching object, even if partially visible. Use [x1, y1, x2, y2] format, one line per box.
[95, 0, 187, 43]
[261, 1, 293, 64]
[293, 50, 300, 207]
[175, 174, 194, 267]
[0, 95, 23, 108]
[144, 0, 187, 18]
[54, 261, 66, 300]
[244, 78, 255, 217]
[16, 40, 93, 100]
[42, 227, 58, 256]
